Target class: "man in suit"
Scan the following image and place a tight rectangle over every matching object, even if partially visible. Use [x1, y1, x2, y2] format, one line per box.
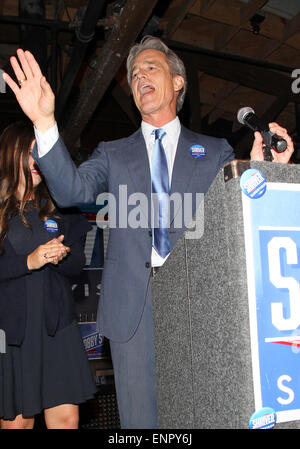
[3, 36, 294, 428]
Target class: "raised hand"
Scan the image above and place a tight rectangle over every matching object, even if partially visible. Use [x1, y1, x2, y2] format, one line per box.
[27, 235, 70, 270]
[250, 122, 294, 163]
[2, 49, 56, 132]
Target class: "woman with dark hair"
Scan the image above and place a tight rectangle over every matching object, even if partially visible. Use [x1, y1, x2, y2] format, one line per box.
[0, 121, 96, 429]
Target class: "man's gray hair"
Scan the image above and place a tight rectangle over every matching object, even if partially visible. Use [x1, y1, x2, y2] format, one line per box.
[127, 36, 187, 112]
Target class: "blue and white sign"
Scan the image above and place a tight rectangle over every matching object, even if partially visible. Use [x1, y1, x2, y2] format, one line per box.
[242, 182, 300, 424]
[80, 204, 104, 270]
[78, 322, 105, 360]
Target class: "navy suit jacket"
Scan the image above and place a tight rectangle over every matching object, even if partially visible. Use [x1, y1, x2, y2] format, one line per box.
[32, 124, 234, 342]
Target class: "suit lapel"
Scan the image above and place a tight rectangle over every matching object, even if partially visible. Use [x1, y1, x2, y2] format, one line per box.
[170, 125, 201, 223]
[123, 128, 151, 196]
[122, 128, 152, 227]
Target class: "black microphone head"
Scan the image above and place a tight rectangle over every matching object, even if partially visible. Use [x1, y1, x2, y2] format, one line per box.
[275, 138, 287, 153]
[237, 107, 255, 125]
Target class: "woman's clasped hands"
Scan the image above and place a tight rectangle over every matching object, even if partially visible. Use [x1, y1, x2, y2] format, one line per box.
[27, 234, 70, 270]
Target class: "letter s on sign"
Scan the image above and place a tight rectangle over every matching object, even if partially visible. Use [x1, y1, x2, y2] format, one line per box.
[277, 375, 294, 405]
[268, 237, 300, 331]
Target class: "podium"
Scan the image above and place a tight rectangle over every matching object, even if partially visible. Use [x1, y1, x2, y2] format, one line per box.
[152, 160, 300, 429]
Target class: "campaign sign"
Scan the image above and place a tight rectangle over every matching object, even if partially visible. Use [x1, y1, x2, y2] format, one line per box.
[80, 204, 105, 270]
[242, 183, 300, 423]
[79, 322, 105, 360]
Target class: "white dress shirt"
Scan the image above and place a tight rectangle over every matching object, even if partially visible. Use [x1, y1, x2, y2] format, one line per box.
[34, 123, 59, 157]
[141, 117, 181, 267]
[34, 116, 181, 267]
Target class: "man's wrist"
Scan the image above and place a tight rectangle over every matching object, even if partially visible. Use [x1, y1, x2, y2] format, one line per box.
[34, 121, 59, 157]
[33, 116, 56, 133]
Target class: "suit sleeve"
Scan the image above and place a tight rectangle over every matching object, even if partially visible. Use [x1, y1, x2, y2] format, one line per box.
[32, 136, 109, 208]
[0, 243, 31, 281]
[218, 138, 235, 169]
[48, 210, 92, 278]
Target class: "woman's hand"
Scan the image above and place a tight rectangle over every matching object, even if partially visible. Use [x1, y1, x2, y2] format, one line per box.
[27, 235, 70, 270]
[2, 49, 56, 133]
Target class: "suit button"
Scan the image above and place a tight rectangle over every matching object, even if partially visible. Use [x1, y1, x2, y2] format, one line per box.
[148, 230, 152, 237]
[145, 262, 151, 268]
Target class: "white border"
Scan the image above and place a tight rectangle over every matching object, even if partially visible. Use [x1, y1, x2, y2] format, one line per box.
[242, 192, 262, 410]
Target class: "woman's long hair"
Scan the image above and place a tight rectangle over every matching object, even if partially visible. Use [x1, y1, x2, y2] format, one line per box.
[0, 120, 56, 251]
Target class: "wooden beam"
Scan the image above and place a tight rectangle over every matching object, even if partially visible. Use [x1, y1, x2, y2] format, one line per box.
[55, 0, 106, 122]
[205, 6, 299, 123]
[163, 0, 198, 37]
[62, 0, 159, 150]
[19, 0, 47, 75]
[203, 81, 238, 124]
[214, 0, 268, 51]
[176, 49, 299, 103]
[199, 0, 217, 15]
[111, 82, 139, 128]
[182, 54, 202, 132]
[239, 0, 268, 24]
[283, 12, 300, 42]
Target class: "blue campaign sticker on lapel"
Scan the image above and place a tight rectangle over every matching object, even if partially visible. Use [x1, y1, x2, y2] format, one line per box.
[240, 168, 267, 199]
[44, 219, 58, 233]
[249, 407, 277, 429]
[189, 144, 206, 159]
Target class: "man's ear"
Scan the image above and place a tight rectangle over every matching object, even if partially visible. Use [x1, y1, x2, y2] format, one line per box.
[173, 75, 184, 92]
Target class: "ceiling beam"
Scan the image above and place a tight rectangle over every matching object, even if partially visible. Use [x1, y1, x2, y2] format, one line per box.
[62, 0, 159, 150]
[163, 0, 198, 38]
[0, 13, 70, 30]
[55, 0, 106, 122]
[283, 12, 300, 42]
[111, 82, 139, 128]
[199, 0, 218, 15]
[181, 53, 202, 132]
[172, 46, 299, 103]
[239, 0, 268, 24]
[203, 7, 300, 125]
[214, 0, 268, 51]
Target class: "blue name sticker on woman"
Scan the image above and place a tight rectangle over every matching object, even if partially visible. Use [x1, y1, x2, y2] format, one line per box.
[190, 144, 206, 159]
[44, 219, 58, 233]
[240, 168, 267, 199]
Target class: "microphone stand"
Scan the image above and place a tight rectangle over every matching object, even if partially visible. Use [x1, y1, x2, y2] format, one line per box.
[263, 144, 273, 161]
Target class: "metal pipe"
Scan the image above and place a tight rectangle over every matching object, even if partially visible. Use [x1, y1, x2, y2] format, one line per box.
[0, 14, 70, 31]
[55, 0, 106, 123]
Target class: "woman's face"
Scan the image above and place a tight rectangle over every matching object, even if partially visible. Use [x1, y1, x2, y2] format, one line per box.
[28, 153, 42, 188]
[17, 140, 42, 198]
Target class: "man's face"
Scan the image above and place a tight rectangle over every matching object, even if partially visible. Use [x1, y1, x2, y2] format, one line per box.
[131, 49, 184, 124]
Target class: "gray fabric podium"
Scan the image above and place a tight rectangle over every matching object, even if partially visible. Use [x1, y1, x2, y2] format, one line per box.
[151, 160, 300, 429]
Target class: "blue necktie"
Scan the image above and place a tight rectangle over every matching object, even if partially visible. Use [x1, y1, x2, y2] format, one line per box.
[151, 128, 170, 258]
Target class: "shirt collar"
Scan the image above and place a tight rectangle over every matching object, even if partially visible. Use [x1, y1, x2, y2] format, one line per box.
[141, 117, 181, 145]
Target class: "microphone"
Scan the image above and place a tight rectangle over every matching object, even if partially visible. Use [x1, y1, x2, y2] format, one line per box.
[237, 107, 287, 153]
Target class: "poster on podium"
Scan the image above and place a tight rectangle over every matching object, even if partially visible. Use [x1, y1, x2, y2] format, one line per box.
[242, 177, 300, 424]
